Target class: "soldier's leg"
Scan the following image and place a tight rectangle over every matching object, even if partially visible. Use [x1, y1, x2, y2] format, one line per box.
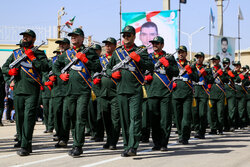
[52, 97, 64, 141]
[216, 97, 225, 133]
[96, 97, 104, 141]
[148, 97, 161, 148]
[199, 98, 208, 137]
[117, 94, 130, 151]
[208, 99, 217, 133]
[99, 97, 111, 146]
[237, 96, 247, 128]
[227, 96, 236, 129]
[62, 96, 70, 143]
[160, 97, 172, 147]
[172, 98, 183, 141]
[0, 96, 4, 124]
[47, 98, 54, 131]
[14, 95, 25, 143]
[42, 98, 49, 131]
[68, 95, 77, 142]
[110, 96, 120, 147]
[141, 98, 150, 142]
[21, 94, 39, 148]
[88, 99, 97, 139]
[182, 97, 192, 141]
[128, 93, 142, 150]
[247, 99, 250, 125]
[73, 93, 90, 147]
[192, 98, 200, 134]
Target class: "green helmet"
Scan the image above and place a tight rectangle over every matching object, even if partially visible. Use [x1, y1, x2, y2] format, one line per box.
[195, 52, 205, 58]
[242, 65, 249, 70]
[232, 61, 241, 66]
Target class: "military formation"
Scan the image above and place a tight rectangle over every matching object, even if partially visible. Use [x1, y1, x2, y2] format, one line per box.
[0, 25, 250, 158]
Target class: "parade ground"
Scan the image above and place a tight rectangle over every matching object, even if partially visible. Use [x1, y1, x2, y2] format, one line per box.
[0, 121, 250, 167]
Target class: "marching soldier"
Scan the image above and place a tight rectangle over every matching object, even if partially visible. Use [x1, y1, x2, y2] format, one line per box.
[106, 25, 154, 157]
[0, 67, 5, 126]
[53, 28, 101, 157]
[232, 61, 249, 129]
[242, 65, 250, 125]
[2, 29, 48, 156]
[93, 37, 120, 149]
[146, 36, 179, 150]
[172, 45, 199, 144]
[50, 38, 71, 147]
[192, 52, 214, 139]
[222, 58, 237, 131]
[208, 54, 229, 135]
[88, 44, 104, 142]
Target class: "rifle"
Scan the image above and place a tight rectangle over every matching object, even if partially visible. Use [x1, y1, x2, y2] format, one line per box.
[61, 44, 94, 74]
[111, 44, 151, 73]
[92, 63, 109, 79]
[9, 41, 46, 82]
[172, 61, 190, 82]
[9, 41, 46, 69]
[154, 51, 177, 75]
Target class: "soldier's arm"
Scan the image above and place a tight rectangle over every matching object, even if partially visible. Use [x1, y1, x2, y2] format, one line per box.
[166, 56, 179, 77]
[137, 50, 154, 72]
[33, 50, 49, 72]
[189, 65, 199, 82]
[85, 50, 102, 73]
[220, 71, 229, 83]
[205, 68, 215, 84]
[53, 52, 66, 77]
[2, 54, 15, 84]
[106, 51, 118, 76]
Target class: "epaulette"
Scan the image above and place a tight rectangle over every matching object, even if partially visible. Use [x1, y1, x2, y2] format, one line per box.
[138, 45, 146, 49]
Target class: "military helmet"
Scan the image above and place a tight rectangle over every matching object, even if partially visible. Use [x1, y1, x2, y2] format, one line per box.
[68, 28, 84, 37]
[222, 57, 230, 64]
[92, 44, 102, 50]
[177, 45, 187, 52]
[242, 65, 249, 70]
[232, 61, 241, 66]
[195, 52, 205, 58]
[149, 36, 164, 44]
[20, 29, 36, 38]
[121, 25, 136, 35]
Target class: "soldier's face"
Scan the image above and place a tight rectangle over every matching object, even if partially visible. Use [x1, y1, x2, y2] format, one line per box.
[212, 59, 220, 66]
[178, 50, 187, 60]
[59, 43, 70, 51]
[221, 41, 228, 53]
[22, 34, 35, 44]
[196, 56, 204, 65]
[123, 33, 135, 46]
[234, 65, 241, 71]
[223, 63, 230, 68]
[152, 42, 164, 52]
[71, 34, 84, 46]
[105, 42, 116, 54]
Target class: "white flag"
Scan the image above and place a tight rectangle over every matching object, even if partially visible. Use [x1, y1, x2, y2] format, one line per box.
[238, 6, 244, 20]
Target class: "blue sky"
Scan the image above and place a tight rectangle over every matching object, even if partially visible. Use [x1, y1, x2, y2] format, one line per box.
[0, 0, 249, 54]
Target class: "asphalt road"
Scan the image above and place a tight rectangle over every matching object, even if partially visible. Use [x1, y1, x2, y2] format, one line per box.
[1, 120, 250, 167]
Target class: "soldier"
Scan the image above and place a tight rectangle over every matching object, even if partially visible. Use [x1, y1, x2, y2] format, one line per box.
[146, 36, 179, 151]
[232, 61, 249, 129]
[0, 67, 5, 126]
[208, 55, 229, 135]
[88, 44, 104, 142]
[222, 58, 237, 131]
[172, 45, 199, 144]
[93, 37, 121, 149]
[50, 38, 71, 147]
[53, 28, 101, 157]
[192, 52, 214, 139]
[243, 65, 250, 125]
[106, 25, 154, 157]
[2, 29, 48, 156]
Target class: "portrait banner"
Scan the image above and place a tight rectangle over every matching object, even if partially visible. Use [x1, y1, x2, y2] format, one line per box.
[122, 10, 178, 54]
[213, 35, 236, 68]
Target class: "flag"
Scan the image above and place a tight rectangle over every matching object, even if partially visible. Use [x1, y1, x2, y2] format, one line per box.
[210, 7, 215, 28]
[65, 16, 76, 29]
[238, 6, 244, 20]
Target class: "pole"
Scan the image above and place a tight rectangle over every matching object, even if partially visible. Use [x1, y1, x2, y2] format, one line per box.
[209, 9, 211, 60]
[178, 2, 181, 47]
[163, 0, 170, 10]
[238, 17, 240, 61]
[189, 36, 192, 60]
[217, 0, 223, 36]
[120, 0, 122, 43]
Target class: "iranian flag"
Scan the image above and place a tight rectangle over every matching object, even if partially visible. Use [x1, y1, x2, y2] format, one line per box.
[65, 16, 76, 29]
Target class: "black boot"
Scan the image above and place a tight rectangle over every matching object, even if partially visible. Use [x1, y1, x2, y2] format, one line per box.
[17, 148, 30, 156]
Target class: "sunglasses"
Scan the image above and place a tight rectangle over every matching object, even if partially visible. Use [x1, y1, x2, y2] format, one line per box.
[122, 33, 132, 38]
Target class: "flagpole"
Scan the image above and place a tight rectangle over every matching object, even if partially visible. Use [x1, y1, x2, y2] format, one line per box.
[238, 15, 240, 61]
[120, 0, 122, 43]
[209, 9, 211, 60]
[178, 2, 181, 47]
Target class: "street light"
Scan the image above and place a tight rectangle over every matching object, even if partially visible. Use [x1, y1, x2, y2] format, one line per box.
[180, 26, 206, 60]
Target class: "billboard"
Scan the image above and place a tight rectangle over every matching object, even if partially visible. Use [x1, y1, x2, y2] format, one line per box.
[213, 35, 236, 68]
[122, 10, 178, 54]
